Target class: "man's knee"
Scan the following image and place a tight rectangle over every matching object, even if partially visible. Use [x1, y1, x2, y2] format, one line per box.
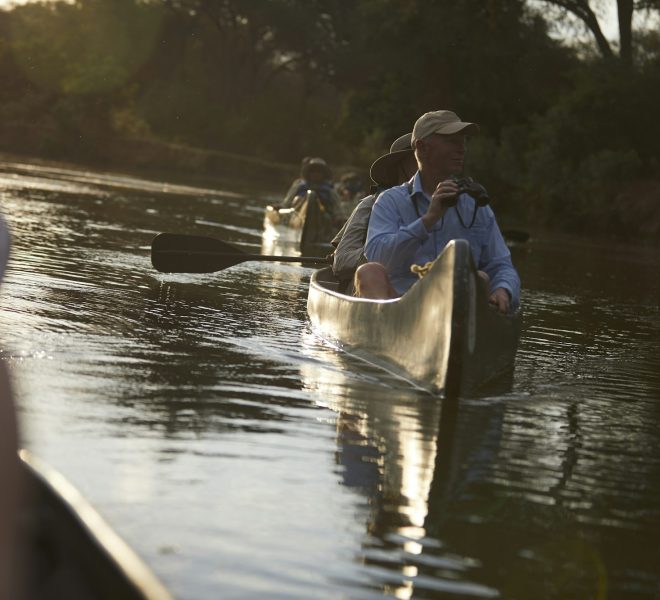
[355, 262, 388, 286]
[354, 262, 396, 299]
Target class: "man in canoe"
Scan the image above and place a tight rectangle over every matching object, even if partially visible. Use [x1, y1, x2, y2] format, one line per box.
[331, 132, 418, 291]
[283, 156, 343, 225]
[356, 110, 520, 314]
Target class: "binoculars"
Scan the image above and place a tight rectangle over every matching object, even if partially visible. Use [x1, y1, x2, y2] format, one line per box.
[453, 176, 490, 206]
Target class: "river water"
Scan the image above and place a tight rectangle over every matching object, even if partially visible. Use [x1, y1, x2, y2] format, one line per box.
[0, 158, 659, 599]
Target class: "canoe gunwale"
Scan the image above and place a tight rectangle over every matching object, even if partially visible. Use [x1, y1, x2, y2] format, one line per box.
[18, 450, 174, 600]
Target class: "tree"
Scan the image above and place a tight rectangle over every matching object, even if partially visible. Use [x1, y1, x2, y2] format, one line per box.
[155, 0, 347, 101]
[331, 0, 577, 153]
[532, 0, 660, 66]
[137, 0, 351, 158]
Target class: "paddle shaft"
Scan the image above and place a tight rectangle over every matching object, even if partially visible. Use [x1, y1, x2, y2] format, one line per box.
[155, 249, 326, 265]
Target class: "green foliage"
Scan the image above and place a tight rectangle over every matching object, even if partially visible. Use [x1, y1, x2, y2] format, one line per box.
[335, 0, 577, 147]
[0, 0, 659, 239]
[8, 0, 165, 95]
[512, 60, 659, 231]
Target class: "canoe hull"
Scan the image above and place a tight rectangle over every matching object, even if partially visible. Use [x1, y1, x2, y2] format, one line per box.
[263, 191, 334, 256]
[307, 239, 522, 396]
[16, 450, 173, 600]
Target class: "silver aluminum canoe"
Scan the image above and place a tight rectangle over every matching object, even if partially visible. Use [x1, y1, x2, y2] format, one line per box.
[307, 239, 522, 396]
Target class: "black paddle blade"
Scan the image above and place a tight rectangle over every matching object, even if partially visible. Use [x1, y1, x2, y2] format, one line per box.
[151, 233, 248, 273]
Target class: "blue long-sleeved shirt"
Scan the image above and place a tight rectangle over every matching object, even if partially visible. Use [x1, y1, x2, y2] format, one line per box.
[364, 172, 520, 307]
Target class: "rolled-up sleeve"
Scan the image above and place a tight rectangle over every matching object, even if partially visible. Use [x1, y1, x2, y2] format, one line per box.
[479, 224, 521, 309]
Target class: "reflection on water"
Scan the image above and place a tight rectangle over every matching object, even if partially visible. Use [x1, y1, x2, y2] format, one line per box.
[0, 158, 659, 599]
[299, 337, 506, 598]
[300, 332, 659, 598]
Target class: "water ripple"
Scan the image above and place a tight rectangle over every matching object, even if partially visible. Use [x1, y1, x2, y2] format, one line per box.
[1, 161, 659, 600]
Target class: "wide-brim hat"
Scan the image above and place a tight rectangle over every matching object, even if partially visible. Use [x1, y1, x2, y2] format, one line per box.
[370, 132, 414, 187]
[302, 157, 331, 180]
[412, 110, 480, 144]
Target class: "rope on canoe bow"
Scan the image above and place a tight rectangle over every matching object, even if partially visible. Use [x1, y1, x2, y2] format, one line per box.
[410, 260, 435, 279]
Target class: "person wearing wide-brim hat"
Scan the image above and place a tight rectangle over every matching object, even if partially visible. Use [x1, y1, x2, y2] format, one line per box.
[369, 133, 416, 190]
[330, 133, 417, 288]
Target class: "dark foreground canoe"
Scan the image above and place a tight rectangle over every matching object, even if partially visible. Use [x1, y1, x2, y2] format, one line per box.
[263, 190, 335, 256]
[15, 450, 173, 600]
[307, 239, 522, 397]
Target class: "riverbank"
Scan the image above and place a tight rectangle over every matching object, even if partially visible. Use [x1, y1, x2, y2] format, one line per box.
[0, 134, 368, 198]
[2, 137, 301, 195]
[2, 137, 659, 246]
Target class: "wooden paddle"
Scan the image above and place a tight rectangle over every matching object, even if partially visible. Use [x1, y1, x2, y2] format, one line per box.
[151, 233, 330, 273]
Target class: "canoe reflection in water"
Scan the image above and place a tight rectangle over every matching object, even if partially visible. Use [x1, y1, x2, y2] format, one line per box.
[298, 333, 607, 599]
[298, 332, 506, 598]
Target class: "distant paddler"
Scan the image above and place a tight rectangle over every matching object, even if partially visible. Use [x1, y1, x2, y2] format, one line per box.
[282, 156, 343, 227]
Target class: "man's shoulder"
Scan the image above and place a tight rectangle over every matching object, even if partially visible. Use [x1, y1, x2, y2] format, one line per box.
[356, 193, 377, 208]
[374, 182, 409, 205]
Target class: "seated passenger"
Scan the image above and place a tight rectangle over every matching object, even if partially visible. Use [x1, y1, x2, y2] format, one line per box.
[357, 110, 520, 314]
[331, 133, 417, 292]
[281, 156, 311, 206]
[283, 157, 342, 224]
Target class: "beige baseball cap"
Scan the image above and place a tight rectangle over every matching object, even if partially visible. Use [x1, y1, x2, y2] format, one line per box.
[369, 132, 414, 187]
[411, 110, 480, 144]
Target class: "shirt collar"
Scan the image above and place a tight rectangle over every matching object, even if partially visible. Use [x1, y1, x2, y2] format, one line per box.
[410, 171, 428, 200]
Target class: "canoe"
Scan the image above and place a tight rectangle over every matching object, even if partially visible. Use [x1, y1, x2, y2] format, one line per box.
[306, 239, 522, 397]
[15, 450, 173, 600]
[263, 190, 335, 256]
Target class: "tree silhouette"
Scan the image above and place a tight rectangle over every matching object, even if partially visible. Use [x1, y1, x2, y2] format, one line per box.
[534, 0, 660, 66]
